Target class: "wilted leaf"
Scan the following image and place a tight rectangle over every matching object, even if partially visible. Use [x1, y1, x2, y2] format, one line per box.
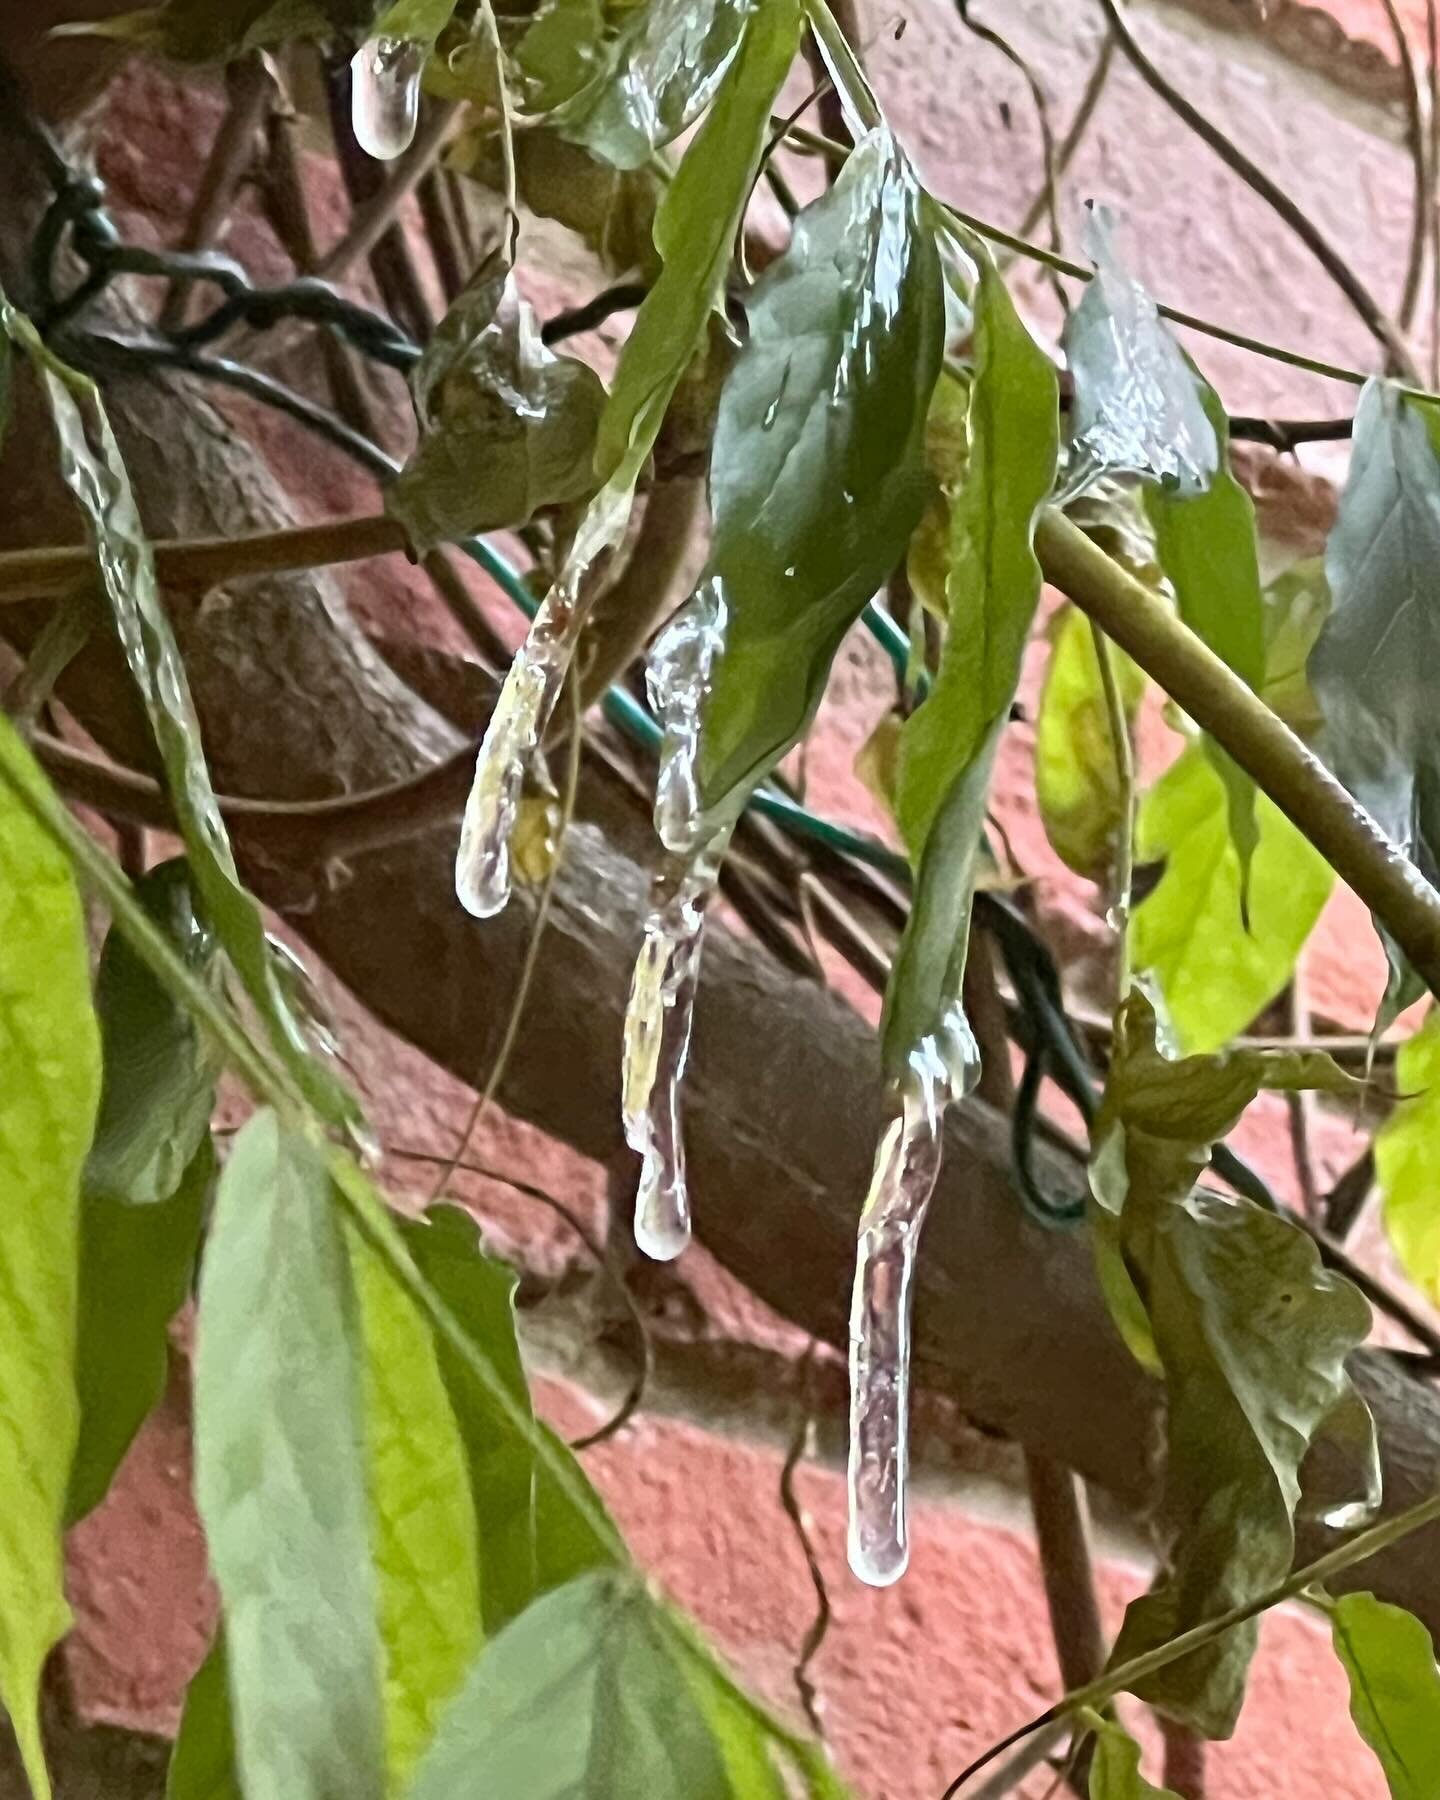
[855, 712, 903, 816]
[1065, 205, 1217, 496]
[1375, 1010, 1440, 1303]
[882, 249, 1056, 1074]
[68, 1138, 212, 1525]
[194, 1111, 385, 1800]
[1129, 745, 1333, 1055]
[1328, 1591, 1440, 1798]
[168, 1637, 241, 1800]
[1092, 994, 1374, 1736]
[390, 272, 607, 552]
[906, 367, 971, 620]
[0, 718, 102, 1800]
[408, 1573, 744, 1798]
[58, 0, 382, 57]
[85, 859, 218, 1207]
[694, 127, 943, 823]
[1036, 603, 1145, 878]
[1087, 1718, 1180, 1798]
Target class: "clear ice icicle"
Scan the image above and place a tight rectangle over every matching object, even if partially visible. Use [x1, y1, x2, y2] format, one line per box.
[351, 37, 425, 161]
[848, 1006, 980, 1586]
[648, 577, 728, 856]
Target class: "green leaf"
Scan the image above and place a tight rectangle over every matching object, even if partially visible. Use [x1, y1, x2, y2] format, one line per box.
[1091, 993, 1375, 1736]
[1129, 745, 1333, 1055]
[1087, 1717, 1180, 1798]
[1259, 556, 1332, 739]
[515, 0, 607, 114]
[348, 1229, 482, 1786]
[1064, 205, 1217, 496]
[0, 718, 102, 1800]
[68, 1137, 212, 1525]
[408, 1573, 747, 1798]
[1328, 1591, 1440, 1799]
[57, 0, 382, 57]
[194, 1110, 386, 1800]
[1376, 1010, 1440, 1303]
[881, 250, 1057, 1074]
[400, 1206, 614, 1630]
[594, 0, 802, 486]
[694, 126, 943, 821]
[389, 272, 608, 553]
[556, 0, 755, 171]
[85, 859, 219, 1207]
[373, 0, 456, 40]
[1036, 603, 1145, 878]
[1145, 384, 1265, 883]
[1, 302, 365, 1144]
[168, 1637, 241, 1800]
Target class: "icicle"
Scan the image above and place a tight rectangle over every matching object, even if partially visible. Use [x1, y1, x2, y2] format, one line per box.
[848, 1005, 981, 1586]
[350, 37, 425, 161]
[649, 577, 728, 855]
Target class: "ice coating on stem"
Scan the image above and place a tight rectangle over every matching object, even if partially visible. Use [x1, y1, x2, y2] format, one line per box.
[648, 577, 728, 855]
[351, 37, 426, 161]
[848, 1005, 981, 1586]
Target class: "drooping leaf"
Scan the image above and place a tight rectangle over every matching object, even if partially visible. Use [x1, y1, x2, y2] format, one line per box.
[881, 249, 1057, 1074]
[167, 1637, 241, 1800]
[68, 1137, 212, 1526]
[1129, 745, 1333, 1055]
[906, 366, 971, 622]
[1064, 205, 1217, 497]
[85, 859, 219, 1207]
[348, 1230, 482, 1786]
[1328, 1591, 1440, 1799]
[0, 718, 102, 1800]
[594, 0, 801, 486]
[1145, 384, 1265, 881]
[389, 272, 608, 552]
[1087, 1718, 1180, 1799]
[1310, 379, 1440, 1012]
[693, 126, 944, 824]
[57, 0, 382, 57]
[1035, 603, 1145, 878]
[1091, 993, 1375, 1736]
[194, 1110, 386, 1800]
[1, 302, 365, 1143]
[1375, 1010, 1440, 1303]
[408, 1573, 750, 1799]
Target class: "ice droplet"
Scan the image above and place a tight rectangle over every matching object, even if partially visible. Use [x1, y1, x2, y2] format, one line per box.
[848, 1005, 980, 1586]
[351, 37, 425, 161]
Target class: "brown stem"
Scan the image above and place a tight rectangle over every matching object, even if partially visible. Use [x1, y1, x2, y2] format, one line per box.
[1160, 1718, 1207, 1799]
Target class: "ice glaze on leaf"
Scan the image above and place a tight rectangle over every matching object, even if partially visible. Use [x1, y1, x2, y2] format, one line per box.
[389, 272, 608, 552]
[194, 1111, 386, 1800]
[1091, 994, 1375, 1737]
[1065, 206, 1217, 497]
[0, 717, 102, 1800]
[693, 127, 943, 824]
[881, 250, 1057, 1074]
[1328, 1592, 1440, 1799]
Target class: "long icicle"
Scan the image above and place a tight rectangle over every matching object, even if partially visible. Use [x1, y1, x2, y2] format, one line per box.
[848, 1005, 980, 1585]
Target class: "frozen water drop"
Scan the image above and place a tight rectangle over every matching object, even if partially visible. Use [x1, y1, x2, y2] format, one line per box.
[351, 36, 425, 161]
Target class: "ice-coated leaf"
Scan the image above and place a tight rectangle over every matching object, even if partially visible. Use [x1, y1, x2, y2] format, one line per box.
[594, 0, 801, 486]
[1091, 994, 1375, 1736]
[1035, 603, 1145, 878]
[1065, 205, 1217, 497]
[693, 127, 944, 826]
[348, 1230, 481, 1785]
[1087, 1718, 1180, 1798]
[85, 859, 219, 1207]
[408, 1573, 741, 1799]
[1329, 1591, 1440, 1799]
[58, 0, 383, 57]
[1376, 1010, 1440, 1303]
[194, 1111, 385, 1800]
[1145, 383, 1264, 881]
[0, 717, 102, 1800]
[2, 304, 366, 1142]
[882, 249, 1057, 1074]
[68, 1137, 212, 1525]
[389, 272, 608, 553]
[1129, 745, 1333, 1055]
[168, 1637, 241, 1800]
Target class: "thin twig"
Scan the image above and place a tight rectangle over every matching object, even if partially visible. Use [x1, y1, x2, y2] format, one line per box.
[1377, 0, 1431, 336]
[1324, 1145, 1375, 1242]
[1015, 33, 1115, 244]
[317, 99, 463, 284]
[778, 1351, 832, 1739]
[1285, 974, 1322, 1222]
[1160, 1719, 1207, 1800]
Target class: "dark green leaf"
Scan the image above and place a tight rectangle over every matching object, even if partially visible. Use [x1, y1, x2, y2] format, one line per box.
[1376, 1010, 1440, 1305]
[373, 0, 456, 40]
[58, 0, 382, 57]
[1065, 206, 1217, 496]
[408, 1573, 744, 1799]
[85, 860, 219, 1207]
[694, 127, 943, 821]
[1087, 1717, 1180, 1798]
[167, 1637, 241, 1800]
[1092, 994, 1375, 1736]
[389, 272, 608, 552]
[0, 716, 103, 1800]
[68, 1137, 212, 1526]
[1329, 1591, 1440, 1798]
[194, 1110, 385, 1800]
[881, 249, 1057, 1074]
[515, 0, 607, 114]
[3, 304, 365, 1142]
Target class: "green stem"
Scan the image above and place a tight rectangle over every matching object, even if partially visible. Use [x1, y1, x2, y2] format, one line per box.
[1088, 620, 1135, 1001]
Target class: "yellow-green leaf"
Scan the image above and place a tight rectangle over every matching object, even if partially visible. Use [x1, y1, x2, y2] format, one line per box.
[1329, 1591, 1440, 1799]
[1376, 1011, 1440, 1303]
[1088, 1718, 1180, 1798]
